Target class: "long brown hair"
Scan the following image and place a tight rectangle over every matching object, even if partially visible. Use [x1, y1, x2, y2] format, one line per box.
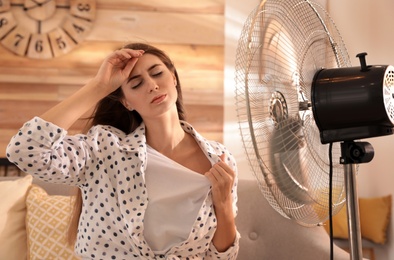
[67, 42, 186, 245]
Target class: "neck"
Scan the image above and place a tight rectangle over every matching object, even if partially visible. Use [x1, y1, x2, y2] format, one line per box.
[144, 113, 187, 156]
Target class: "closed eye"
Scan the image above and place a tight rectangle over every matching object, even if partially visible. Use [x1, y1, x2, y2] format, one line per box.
[131, 73, 161, 89]
[128, 64, 163, 89]
[131, 80, 142, 89]
[152, 71, 163, 77]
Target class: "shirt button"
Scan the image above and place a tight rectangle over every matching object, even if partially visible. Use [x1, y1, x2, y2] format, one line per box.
[249, 231, 259, 240]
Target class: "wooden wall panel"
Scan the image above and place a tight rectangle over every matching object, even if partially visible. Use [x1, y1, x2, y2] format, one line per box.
[0, 1, 224, 158]
[0, 43, 224, 78]
[95, 0, 224, 13]
[10, 0, 224, 14]
[88, 10, 223, 45]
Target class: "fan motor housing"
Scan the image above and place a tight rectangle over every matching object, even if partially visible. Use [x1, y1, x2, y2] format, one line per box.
[312, 64, 394, 144]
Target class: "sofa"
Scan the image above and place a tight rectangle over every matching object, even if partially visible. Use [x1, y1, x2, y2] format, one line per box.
[0, 175, 355, 260]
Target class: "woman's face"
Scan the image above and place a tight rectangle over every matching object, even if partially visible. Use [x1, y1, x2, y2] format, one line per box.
[120, 53, 178, 119]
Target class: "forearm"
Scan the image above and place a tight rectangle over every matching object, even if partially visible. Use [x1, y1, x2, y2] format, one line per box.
[40, 79, 107, 130]
[212, 202, 237, 252]
[40, 49, 144, 130]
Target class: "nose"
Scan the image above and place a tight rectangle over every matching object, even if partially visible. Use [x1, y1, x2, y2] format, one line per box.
[149, 85, 159, 93]
[147, 78, 159, 93]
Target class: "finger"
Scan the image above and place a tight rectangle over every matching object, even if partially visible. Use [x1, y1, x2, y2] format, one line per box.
[214, 160, 235, 178]
[216, 153, 228, 172]
[211, 166, 224, 179]
[110, 49, 142, 63]
[123, 57, 139, 77]
[212, 166, 235, 189]
[119, 49, 144, 58]
[206, 164, 228, 183]
[205, 170, 218, 184]
[209, 166, 233, 188]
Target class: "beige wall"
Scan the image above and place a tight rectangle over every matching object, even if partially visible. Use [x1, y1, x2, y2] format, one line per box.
[328, 1, 394, 259]
[224, 0, 393, 259]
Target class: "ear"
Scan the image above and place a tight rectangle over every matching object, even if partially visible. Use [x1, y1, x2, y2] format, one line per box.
[173, 74, 177, 86]
[121, 98, 133, 111]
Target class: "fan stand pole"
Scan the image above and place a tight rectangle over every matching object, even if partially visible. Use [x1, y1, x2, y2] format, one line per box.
[340, 141, 374, 260]
[343, 163, 363, 260]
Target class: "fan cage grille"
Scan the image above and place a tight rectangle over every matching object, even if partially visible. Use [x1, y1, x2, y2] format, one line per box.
[235, 0, 351, 226]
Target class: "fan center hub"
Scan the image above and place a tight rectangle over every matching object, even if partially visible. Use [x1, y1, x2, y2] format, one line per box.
[270, 91, 288, 126]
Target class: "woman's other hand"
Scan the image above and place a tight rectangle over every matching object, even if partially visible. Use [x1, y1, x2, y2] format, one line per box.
[205, 153, 237, 252]
[205, 153, 235, 210]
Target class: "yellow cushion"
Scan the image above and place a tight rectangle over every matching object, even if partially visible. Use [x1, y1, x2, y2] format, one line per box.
[0, 175, 32, 260]
[359, 195, 392, 244]
[324, 203, 349, 239]
[26, 185, 81, 260]
[324, 195, 392, 244]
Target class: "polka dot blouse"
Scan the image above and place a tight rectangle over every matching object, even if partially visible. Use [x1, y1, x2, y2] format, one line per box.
[6, 117, 240, 260]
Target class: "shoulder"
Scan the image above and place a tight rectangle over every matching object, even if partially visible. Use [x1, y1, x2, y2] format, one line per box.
[87, 124, 127, 138]
[210, 140, 237, 166]
[208, 140, 229, 154]
[84, 123, 146, 148]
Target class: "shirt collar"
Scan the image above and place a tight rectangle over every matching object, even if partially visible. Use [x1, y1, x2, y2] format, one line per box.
[115, 121, 221, 164]
[179, 121, 221, 164]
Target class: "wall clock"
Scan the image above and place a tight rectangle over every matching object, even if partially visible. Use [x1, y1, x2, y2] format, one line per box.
[0, 0, 96, 59]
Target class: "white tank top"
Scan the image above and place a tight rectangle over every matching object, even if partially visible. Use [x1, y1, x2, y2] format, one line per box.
[143, 145, 211, 254]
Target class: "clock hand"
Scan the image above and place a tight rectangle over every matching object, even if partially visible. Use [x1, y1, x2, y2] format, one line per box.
[10, 3, 24, 7]
[37, 20, 42, 34]
[24, 0, 53, 11]
[56, 4, 71, 9]
[24, 5, 39, 11]
[24, 6, 36, 11]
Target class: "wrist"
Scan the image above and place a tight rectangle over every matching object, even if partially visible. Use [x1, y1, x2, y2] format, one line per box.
[213, 200, 234, 218]
[86, 78, 112, 97]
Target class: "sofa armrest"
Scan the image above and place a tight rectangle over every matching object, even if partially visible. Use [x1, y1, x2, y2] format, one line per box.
[236, 178, 352, 260]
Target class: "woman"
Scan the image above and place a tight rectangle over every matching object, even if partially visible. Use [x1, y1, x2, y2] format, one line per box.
[6, 43, 239, 259]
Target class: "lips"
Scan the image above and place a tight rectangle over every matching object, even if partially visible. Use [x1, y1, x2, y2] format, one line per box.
[151, 94, 167, 104]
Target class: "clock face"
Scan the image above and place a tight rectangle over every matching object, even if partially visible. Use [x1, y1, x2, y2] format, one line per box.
[0, 0, 96, 59]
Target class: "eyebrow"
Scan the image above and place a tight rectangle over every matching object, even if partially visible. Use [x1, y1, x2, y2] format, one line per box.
[127, 64, 162, 83]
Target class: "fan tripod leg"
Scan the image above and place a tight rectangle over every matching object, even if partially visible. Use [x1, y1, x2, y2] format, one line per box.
[340, 141, 374, 260]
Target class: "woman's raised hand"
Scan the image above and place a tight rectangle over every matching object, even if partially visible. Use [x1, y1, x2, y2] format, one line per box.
[39, 49, 143, 130]
[94, 49, 144, 95]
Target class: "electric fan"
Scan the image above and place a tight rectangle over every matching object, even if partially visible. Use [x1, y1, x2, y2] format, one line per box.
[234, 0, 394, 259]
